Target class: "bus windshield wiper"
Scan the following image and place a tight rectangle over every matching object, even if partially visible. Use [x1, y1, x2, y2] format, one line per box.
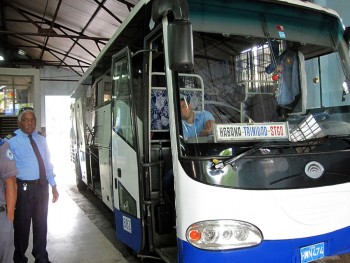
[210, 142, 290, 170]
[212, 145, 265, 170]
[212, 135, 350, 170]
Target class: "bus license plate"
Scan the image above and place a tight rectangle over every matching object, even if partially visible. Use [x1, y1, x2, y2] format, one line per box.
[300, 242, 325, 263]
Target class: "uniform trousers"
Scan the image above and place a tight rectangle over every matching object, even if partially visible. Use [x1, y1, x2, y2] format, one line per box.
[0, 211, 14, 263]
[14, 180, 49, 263]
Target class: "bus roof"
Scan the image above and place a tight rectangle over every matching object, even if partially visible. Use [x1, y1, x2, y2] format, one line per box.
[71, 0, 341, 97]
[269, 0, 339, 18]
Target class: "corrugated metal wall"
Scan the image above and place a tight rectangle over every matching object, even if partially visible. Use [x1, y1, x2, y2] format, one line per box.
[40, 67, 80, 96]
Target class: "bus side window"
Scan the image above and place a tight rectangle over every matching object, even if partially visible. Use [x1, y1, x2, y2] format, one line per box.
[96, 75, 112, 106]
[115, 100, 133, 144]
[112, 57, 134, 146]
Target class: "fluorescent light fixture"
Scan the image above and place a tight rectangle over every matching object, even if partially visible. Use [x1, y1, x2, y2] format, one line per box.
[0, 55, 4, 61]
[18, 49, 26, 56]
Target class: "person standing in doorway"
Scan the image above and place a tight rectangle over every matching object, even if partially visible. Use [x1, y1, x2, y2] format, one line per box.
[0, 138, 18, 263]
[6, 107, 59, 263]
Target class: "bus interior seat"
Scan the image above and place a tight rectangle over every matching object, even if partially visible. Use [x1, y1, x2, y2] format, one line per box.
[150, 72, 205, 190]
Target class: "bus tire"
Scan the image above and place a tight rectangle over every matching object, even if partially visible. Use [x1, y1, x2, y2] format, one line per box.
[75, 159, 86, 191]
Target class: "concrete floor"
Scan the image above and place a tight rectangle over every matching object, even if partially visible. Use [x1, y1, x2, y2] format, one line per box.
[17, 150, 143, 263]
[24, 182, 131, 263]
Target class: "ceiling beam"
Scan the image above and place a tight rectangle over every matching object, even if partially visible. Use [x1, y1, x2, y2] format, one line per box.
[39, 0, 63, 60]
[58, 28, 97, 59]
[2, 6, 108, 44]
[10, 33, 90, 76]
[2, 60, 89, 68]
[47, 49, 83, 76]
[0, 0, 135, 75]
[116, 0, 136, 11]
[0, 30, 109, 41]
[93, 0, 123, 24]
[3, 0, 41, 30]
[58, 0, 108, 68]
[11, 35, 91, 64]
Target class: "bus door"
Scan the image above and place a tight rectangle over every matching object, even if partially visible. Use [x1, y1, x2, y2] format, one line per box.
[75, 98, 88, 186]
[111, 47, 143, 252]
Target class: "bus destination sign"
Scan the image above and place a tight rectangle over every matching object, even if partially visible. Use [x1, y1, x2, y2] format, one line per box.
[214, 122, 289, 142]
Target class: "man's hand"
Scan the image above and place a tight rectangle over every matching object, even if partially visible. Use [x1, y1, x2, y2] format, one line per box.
[5, 176, 17, 222]
[199, 129, 211, 136]
[199, 120, 214, 136]
[51, 185, 59, 203]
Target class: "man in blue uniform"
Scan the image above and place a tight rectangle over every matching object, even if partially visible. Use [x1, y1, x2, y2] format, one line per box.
[0, 138, 18, 263]
[180, 95, 215, 140]
[163, 96, 215, 205]
[6, 107, 59, 263]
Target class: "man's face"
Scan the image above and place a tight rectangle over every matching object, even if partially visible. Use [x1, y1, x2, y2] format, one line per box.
[18, 111, 36, 135]
[180, 100, 193, 120]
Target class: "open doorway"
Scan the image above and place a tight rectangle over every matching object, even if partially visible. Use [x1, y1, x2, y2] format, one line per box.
[45, 96, 75, 186]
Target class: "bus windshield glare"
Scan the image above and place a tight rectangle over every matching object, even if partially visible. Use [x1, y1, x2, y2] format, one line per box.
[174, 3, 350, 159]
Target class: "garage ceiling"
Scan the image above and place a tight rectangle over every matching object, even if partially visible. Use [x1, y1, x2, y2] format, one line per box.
[0, 0, 139, 76]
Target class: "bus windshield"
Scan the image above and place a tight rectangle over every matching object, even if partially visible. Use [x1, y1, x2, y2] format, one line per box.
[176, 1, 350, 158]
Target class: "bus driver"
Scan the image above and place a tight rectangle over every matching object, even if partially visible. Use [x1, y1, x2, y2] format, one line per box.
[163, 96, 215, 206]
[180, 95, 215, 140]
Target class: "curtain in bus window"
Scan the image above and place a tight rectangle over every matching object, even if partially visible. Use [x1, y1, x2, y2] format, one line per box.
[151, 89, 169, 130]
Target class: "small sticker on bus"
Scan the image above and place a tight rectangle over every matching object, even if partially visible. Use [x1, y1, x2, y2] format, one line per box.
[123, 215, 132, 233]
[214, 122, 289, 142]
[279, 31, 286, 38]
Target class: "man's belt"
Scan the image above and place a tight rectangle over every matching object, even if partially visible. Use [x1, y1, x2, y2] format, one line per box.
[0, 205, 6, 212]
[17, 179, 40, 184]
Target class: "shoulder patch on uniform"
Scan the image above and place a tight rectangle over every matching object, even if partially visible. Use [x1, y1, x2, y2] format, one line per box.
[5, 133, 16, 139]
[38, 131, 45, 137]
[6, 148, 14, 161]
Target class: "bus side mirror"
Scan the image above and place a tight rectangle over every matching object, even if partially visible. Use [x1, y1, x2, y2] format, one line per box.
[168, 21, 194, 71]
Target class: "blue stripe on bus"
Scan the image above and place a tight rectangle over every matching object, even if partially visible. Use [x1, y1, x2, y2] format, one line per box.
[178, 226, 350, 263]
[114, 208, 142, 253]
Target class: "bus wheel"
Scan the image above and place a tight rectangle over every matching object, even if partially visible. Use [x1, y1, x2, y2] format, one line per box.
[75, 160, 86, 191]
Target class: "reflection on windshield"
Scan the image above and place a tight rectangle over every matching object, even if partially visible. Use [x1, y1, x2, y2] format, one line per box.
[177, 31, 350, 155]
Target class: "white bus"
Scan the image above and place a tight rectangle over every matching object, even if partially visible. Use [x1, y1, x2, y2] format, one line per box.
[70, 0, 350, 262]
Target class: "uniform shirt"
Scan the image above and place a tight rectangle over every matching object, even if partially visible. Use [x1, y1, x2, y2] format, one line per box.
[276, 50, 300, 106]
[6, 129, 56, 186]
[0, 139, 18, 205]
[182, 111, 215, 140]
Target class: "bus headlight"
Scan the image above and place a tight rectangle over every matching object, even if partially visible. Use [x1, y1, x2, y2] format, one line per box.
[186, 220, 262, 250]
